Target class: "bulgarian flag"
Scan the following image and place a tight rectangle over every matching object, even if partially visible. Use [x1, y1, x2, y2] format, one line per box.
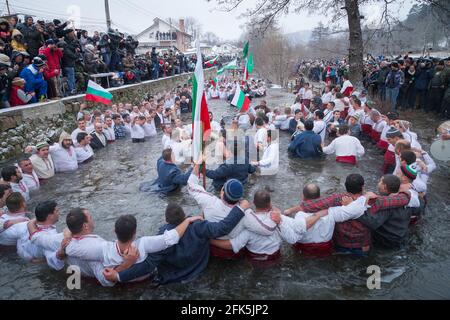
[231, 85, 250, 112]
[192, 44, 211, 164]
[210, 77, 218, 89]
[85, 80, 113, 105]
[217, 59, 237, 75]
[205, 56, 219, 68]
[242, 41, 249, 60]
[242, 53, 254, 85]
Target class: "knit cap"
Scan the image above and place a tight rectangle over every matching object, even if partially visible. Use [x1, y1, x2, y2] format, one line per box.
[401, 163, 418, 180]
[223, 179, 244, 202]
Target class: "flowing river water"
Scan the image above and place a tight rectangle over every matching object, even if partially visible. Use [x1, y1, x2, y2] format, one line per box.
[0, 87, 449, 300]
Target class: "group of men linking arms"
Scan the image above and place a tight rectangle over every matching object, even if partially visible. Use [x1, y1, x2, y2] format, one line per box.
[1, 162, 420, 287]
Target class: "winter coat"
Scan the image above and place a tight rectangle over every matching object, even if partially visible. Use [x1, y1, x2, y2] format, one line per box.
[20, 24, 43, 57]
[42, 46, 63, 72]
[385, 70, 404, 89]
[205, 157, 256, 191]
[19, 64, 46, 92]
[11, 29, 27, 52]
[139, 157, 192, 194]
[288, 130, 323, 159]
[61, 38, 79, 68]
[83, 48, 99, 74]
[0, 18, 11, 43]
[414, 68, 432, 91]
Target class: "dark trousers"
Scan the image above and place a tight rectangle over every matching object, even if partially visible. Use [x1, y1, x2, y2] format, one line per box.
[415, 89, 428, 110]
[428, 88, 444, 113]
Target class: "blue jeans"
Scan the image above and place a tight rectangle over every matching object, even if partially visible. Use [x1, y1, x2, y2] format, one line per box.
[152, 62, 159, 79]
[102, 53, 111, 67]
[386, 87, 399, 111]
[63, 67, 76, 94]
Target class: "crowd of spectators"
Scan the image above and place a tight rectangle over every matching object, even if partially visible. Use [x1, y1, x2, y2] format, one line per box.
[294, 54, 450, 119]
[0, 14, 226, 109]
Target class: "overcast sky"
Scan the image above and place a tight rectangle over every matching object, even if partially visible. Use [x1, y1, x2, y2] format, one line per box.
[2, 0, 414, 40]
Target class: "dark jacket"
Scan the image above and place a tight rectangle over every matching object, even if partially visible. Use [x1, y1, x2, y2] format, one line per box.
[61, 37, 79, 68]
[414, 68, 432, 91]
[20, 24, 43, 57]
[206, 158, 256, 191]
[358, 207, 412, 248]
[89, 132, 107, 150]
[117, 206, 245, 284]
[139, 157, 192, 194]
[288, 130, 323, 159]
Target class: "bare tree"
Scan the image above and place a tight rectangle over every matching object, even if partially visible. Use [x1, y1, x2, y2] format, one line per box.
[208, 0, 408, 88]
[184, 16, 203, 39]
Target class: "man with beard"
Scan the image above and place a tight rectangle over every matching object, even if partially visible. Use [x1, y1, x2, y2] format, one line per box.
[41, 39, 63, 98]
[71, 119, 87, 145]
[0, 166, 30, 202]
[25, 132, 78, 173]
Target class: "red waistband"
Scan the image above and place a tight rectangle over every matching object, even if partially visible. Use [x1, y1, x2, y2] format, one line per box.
[210, 96, 220, 100]
[343, 87, 354, 96]
[370, 130, 381, 142]
[293, 240, 333, 256]
[209, 245, 245, 260]
[376, 139, 389, 151]
[361, 124, 373, 134]
[384, 150, 396, 164]
[107, 140, 115, 144]
[336, 155, 357, 165]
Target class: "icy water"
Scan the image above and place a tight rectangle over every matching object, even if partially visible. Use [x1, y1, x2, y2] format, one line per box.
[0, 88, 449, 300]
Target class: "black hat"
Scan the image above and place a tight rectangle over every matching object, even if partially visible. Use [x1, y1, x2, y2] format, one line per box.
[32, 57, 45, 67]
[53, 19, 61, 25]
[45, 39, 56, 46]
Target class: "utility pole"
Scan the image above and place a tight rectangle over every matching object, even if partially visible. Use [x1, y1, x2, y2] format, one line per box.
[105, 0, 111, 30]
[6, 0, 11, 15]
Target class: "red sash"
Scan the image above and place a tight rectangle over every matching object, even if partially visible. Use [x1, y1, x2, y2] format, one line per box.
[382, 150, 396, 174]
[343, 86, 354, 97]
[303, 99, 311, 108]
[341, 107, 349, 120]
[376, 139, 389, 151]
[336, 155, 357, 165]
[210, 96, 220, 100]
[293, 241, 333, 257]
[371, 130, 381, 143]
[410, 216, 419, 226]
[361, 124, 372, 136]
[107, 140, 115, 144]
[210, 245, 245, 260]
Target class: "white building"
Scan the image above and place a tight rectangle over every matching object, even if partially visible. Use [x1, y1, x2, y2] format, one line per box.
[135, 18, 192, 54]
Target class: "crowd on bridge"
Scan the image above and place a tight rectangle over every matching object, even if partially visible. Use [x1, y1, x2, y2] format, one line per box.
[0, 62, 445, 288]
[0, 14, 226, 109]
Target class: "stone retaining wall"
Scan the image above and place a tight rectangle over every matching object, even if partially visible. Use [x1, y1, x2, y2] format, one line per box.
[0, 68, 216, 164]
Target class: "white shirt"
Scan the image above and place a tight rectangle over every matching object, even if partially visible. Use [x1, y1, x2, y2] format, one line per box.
[143, 120, 157, 137]
[171, 141, 186, 165]
[211, 120, 221, 133]
[9, 181, 30, 202]
[298, 87, 306, 99]
[255, 127, 268, 150]
[75, 145, 94, 164]
[130, 124, 145, 140]
[280, 196, 368, 244]
[373, 120, 387, 134]
[323, 135, 365, 158]
[321, 92, 333, 105]
[104, 126, 116, 142]
[230, 211, 295, 255]
[0, 213, 30, 246]
[259, 143, 279, 176]
[17, 224, 65, 270]
[238, 114, 251, 130]
[162, 134, 173, 150]
[341, 80, 353, 94]
[21, 171, 40, 192]
[71, 128, 86, 145]
[313, 120, 327, 143]
[102, 230, 179, 268]
[30, 154, 55, 180]
[323, 109, 334, 124]
[333, 99, 346, 112]
[49, 145, 78, 173]
[361, 112, 374, 126]
[303, 89, 313, 100]
[64, 235, 114, 287]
